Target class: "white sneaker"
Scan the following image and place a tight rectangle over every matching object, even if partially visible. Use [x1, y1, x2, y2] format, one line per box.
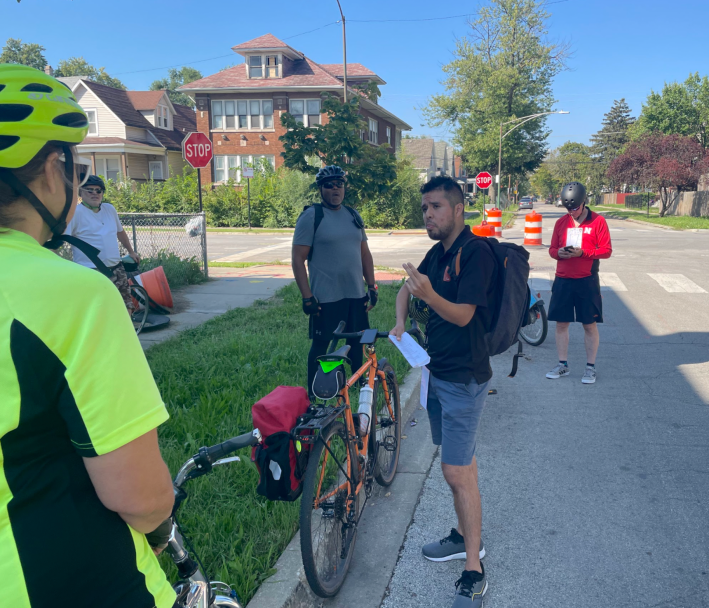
[546, 363, 570, 379]
[582, 366, 597, 384]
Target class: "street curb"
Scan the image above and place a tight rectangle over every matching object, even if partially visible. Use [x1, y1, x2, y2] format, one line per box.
[245, 367, 423, 608]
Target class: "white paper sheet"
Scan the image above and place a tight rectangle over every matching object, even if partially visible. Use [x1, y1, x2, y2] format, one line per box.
[565, 227, 582, 248]
[420, 366, 430, 409]
[388, 333, 431, 368]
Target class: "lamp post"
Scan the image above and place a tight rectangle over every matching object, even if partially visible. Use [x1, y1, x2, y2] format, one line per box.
[496, 110, 569, 208]
[336, 0, 347, 103]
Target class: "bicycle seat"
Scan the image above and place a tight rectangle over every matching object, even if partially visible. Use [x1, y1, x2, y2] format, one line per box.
[316, 344, 351, 365]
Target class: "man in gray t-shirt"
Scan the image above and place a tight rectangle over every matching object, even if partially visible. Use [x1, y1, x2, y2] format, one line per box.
[292, 165, 378, 397]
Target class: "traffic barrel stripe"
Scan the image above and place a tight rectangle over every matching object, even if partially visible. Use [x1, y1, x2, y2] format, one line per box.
[524, 211, 543, 246]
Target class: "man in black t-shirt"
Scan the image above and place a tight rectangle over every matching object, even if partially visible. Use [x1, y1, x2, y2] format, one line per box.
[390, 176, 496, 608]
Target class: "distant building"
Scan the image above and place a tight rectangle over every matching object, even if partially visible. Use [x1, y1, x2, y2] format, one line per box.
[177, 33, 412, 186]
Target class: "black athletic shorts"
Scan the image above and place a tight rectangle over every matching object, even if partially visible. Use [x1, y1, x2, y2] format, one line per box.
[548, 274, 603, 325]
[309, 296, 370, 341]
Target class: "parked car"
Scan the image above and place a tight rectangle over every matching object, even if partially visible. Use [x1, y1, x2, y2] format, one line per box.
[519, 196, 534, 210]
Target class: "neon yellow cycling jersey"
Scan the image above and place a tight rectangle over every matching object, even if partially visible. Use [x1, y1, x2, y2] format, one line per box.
[0, 229, 175, 608]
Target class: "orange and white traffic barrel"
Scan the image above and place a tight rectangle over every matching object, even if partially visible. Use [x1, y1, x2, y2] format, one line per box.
[487, 208, 502, 237]
[523, 211, 543, 246]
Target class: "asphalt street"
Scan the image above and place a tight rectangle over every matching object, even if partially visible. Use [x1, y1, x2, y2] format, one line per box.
[382, 207, 709, 608]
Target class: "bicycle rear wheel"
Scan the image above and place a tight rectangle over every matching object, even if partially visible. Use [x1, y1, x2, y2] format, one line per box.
[519, 304, 548, 346]
[300, 420, 358, 598]
[372, 362, 401, 486]
[130, 284, 149, 335]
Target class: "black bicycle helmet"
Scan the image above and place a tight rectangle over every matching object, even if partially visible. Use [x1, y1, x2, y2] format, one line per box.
[315, 165, 346, 185]
[560, 182, 587, 210]
[83, 175, 105, 191]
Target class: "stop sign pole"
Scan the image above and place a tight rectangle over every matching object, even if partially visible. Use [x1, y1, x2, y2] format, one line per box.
[182, 132, 214, 212]
[475, 172, 493, 221]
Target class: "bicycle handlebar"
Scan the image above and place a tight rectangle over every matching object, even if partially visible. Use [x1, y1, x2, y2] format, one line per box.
[206, 428, 262, 461]
[330, 320, 390, 341]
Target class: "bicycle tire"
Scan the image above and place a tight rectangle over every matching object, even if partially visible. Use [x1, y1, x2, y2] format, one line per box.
[519, 304, 548, 347]
[300, 421, 358, 598]
[130, 284, 150, 335]
[372, 363, 401, 486]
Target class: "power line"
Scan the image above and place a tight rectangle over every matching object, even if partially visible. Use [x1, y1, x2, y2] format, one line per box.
[283, 21, 339, 40]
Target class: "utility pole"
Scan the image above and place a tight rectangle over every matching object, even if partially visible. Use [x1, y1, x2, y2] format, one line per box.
[336, 0, 347, 104]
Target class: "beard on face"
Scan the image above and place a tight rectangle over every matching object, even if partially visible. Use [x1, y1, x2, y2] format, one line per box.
[426, 214, 456, 241]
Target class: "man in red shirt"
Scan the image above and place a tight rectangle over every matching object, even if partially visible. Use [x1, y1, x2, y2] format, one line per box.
[546, 182, 612, 384]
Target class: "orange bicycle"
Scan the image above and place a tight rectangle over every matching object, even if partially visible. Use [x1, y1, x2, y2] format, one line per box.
[294, 321, 401, 597]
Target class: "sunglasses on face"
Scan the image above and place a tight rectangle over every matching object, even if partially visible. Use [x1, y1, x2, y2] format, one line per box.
[82, 187, 104, 195]
[568, 205, 582, 212]
[322, 181, 345, 189]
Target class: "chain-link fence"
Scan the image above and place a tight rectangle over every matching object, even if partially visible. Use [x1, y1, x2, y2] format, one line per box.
[56, 212, 208, 287]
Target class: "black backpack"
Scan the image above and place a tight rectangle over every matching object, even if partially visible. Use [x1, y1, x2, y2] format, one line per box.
[298, 203, 364, 261]
[451, 236, 531, 377]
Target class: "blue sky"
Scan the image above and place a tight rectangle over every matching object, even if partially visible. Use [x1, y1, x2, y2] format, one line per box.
[3, 0, 709, 150]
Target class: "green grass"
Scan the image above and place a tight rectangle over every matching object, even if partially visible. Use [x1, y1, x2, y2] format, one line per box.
[141, 251, 207, 288]
[148, 282, 408, 604]
[589, 206, 709, 230]
[208, 261, 289, 268]
[465, 210, 516, 229]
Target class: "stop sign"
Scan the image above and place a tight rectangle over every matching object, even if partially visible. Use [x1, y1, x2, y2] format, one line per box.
[182, 132, 213, 169]
[476, 172, 493, 189]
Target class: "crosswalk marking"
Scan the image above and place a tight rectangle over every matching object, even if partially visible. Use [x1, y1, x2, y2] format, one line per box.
[598, 272, 628, 292]
[648, 274, 707, 293]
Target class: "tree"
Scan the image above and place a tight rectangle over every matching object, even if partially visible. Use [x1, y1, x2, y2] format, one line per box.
[422, 0, 570, 191]
[150, 67, 202, 107]
[608, 133, 709, 216]
[589, 99, 635, 191]
[55, 57, 126, 89]
[546, 141, 593, 185]
[530, 163, 559, 199]
[0, 38, 47, 70]
[279, 92, 397, 206]
[632, 74, 709, 149]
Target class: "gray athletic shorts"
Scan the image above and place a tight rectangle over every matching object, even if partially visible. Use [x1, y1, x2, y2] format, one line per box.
[427, 374, 490, 466]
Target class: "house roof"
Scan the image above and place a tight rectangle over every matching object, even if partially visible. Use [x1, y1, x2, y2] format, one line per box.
[126, 90, 167, 111]
[318, 63, 385, 84]
[77, 81, 196, 151]
[56, 76, 85, 90]
[79, 137, 164, 150]
[231, 34, 303, 59]
[179, 55, 344, 91]
[401, 139, 434, 170]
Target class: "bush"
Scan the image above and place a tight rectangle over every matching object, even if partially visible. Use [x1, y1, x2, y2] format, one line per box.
[140, 250, 205, 289]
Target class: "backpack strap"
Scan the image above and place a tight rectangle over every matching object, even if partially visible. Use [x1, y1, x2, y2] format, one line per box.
[306, 204, 325, 262]
[452, 236, 496, 281]
[45, 235, 113, 278]
[508, 339, 524, 378]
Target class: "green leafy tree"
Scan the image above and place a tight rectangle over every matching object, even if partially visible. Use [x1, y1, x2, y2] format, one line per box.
[632, 73, 709, 149]
[0, 38, 47, 70]
[422, 0, 570, 197]
[589, 99, 635, 191]
[279, 92, 397, 205]
[546, 141, 593, 186]
[150, 67, 202, 107]
[530, 163, 559, 199]
[55, 57, 126, 89]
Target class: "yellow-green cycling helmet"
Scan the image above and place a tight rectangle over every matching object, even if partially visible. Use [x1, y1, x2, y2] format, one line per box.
[0, 64, 89, 239]
[0, 64, 88, 168]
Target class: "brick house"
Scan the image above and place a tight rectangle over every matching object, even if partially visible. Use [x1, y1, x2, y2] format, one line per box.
[56, 76, 196, 182]
[178, 33, 411, 186]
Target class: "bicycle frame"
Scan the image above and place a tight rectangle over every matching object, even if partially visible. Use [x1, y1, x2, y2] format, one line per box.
[312, 345, 394, 521]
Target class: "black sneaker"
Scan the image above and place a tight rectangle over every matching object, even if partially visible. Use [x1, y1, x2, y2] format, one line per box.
[451, 565, 487, 608]
[422, 528, 485, 562]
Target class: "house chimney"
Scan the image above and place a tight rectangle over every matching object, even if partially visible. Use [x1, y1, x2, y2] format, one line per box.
[44, 65, 54, 77]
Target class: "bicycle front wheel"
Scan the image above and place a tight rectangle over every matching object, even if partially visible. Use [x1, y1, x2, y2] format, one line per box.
[300, 421, 358, 598]
[372, 362, 401, 486]
[130, 284, 149, 335]
[519, 304, 548, 347]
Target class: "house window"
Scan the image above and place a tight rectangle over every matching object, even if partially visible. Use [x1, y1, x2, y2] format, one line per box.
[289, 99, 321, 126]
[149, 161, 164, 180]
[386, 126, 391, 145]
[212, 99, 274, 130]
[157, 105, 170, 129]
[266, 55, 280, 78]
[96, 157, 120, 182]
[368, 118, 378, 144]
[85, 109, 98, 136]
[214, 154, 276, 183]
[249, 55, 263, 78]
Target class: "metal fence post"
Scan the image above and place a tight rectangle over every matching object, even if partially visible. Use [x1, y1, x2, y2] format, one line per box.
[131, 216, 137, 254]
[201, 212, 209, 279]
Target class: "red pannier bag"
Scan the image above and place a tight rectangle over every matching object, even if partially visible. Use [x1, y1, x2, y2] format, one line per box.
[251, 386, 311, 502]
